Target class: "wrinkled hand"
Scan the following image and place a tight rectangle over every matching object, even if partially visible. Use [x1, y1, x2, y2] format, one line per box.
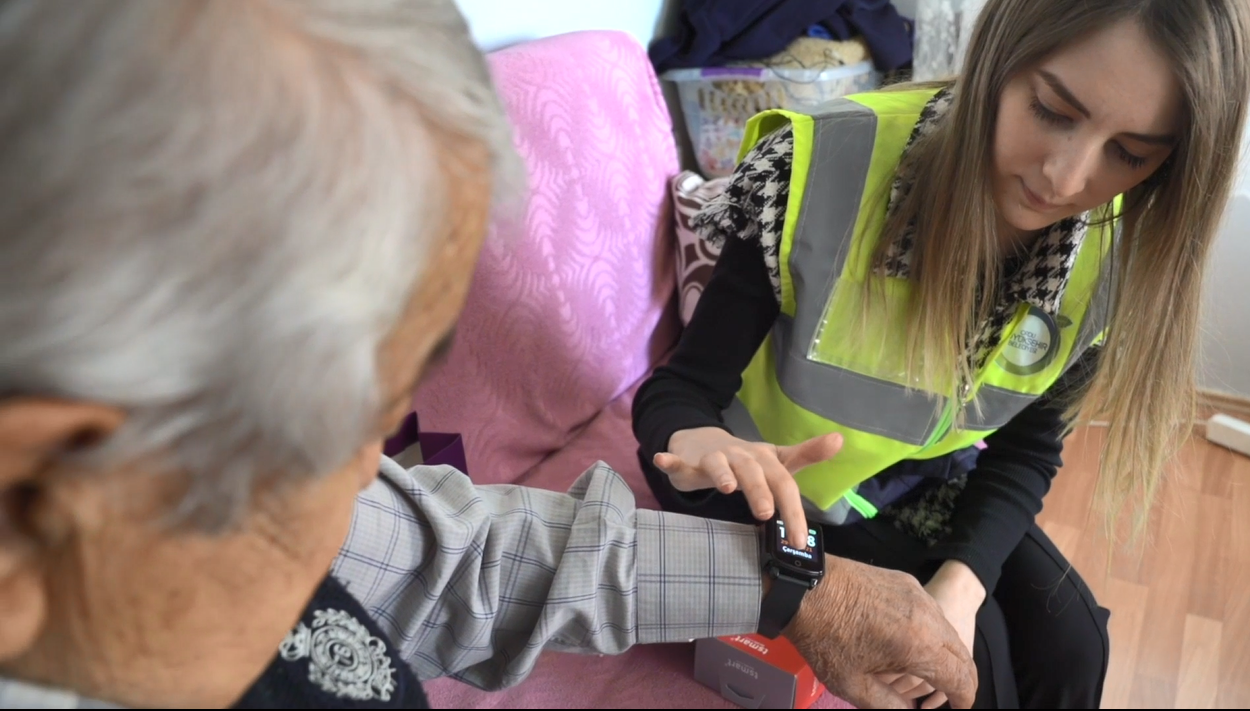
[785, 555, 978, 710]
[882, 560, 985, 708]
[656, 427, 843, 546]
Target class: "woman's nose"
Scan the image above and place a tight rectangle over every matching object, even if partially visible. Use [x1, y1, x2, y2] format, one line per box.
[1042, 140, 1101, 201]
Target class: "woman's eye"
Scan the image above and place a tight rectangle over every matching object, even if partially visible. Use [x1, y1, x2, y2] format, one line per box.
[1113, 143, 1148, 170]
[1029, 97, 1070, 126]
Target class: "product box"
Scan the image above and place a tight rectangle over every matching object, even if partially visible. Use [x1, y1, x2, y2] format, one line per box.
[693, 633, 827, 709]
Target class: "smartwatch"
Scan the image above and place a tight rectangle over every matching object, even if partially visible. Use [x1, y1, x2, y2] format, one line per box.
[757, 517, 825, 639]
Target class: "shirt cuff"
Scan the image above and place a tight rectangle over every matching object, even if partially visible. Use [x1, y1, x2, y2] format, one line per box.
[926, 544, 1001, 593]
[635, 510, 763, 644]
[641, 409, 730, 463]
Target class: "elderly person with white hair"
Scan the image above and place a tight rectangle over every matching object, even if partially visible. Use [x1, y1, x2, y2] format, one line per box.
[0, 1, 976, 709]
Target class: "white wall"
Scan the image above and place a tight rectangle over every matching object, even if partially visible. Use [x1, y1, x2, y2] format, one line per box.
[455, 0, 667, 51]
[456, 0, 919, 52]
[453, 0, 699, 171]
[1201, 187, 1250, 398]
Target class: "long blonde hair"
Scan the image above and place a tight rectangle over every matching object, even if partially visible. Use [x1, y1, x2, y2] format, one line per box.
[874, 0, 1250, 534]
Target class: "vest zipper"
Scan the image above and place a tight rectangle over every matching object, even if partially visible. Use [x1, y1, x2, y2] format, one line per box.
[924, 401, 955, 449]
[922, 380, 972, 449]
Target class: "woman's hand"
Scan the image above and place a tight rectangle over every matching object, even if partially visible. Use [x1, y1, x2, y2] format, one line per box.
[654, 427, 843, 546]
[880, 560, 985, 708]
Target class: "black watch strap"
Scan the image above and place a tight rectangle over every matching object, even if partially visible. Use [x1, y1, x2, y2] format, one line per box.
[758, 574, 809, 639]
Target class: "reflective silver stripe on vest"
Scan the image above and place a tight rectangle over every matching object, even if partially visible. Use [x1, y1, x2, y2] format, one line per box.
[1065, 226, 1118, 372]
[738, 99, 950, 447]
[771, 315, 945, 444]
[961, 385, 1035, 431]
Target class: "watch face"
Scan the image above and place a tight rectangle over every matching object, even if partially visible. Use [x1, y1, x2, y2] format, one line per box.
[770, 518, 824, 576]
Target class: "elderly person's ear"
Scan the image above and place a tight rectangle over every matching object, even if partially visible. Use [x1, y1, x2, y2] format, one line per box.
[0, 398, 123, 662]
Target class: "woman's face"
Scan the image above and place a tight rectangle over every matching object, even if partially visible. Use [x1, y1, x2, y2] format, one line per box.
[993, 19, 1184, 234]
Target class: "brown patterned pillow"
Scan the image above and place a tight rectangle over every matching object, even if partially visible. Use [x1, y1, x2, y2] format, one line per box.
[672, 171, 730, 325]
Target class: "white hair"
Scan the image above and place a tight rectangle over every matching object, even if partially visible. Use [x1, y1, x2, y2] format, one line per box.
[0, 0, 522, 527]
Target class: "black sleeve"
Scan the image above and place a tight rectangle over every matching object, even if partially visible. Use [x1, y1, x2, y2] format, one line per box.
[926, 346, 1102, 591]
[631, 233, 780, 463]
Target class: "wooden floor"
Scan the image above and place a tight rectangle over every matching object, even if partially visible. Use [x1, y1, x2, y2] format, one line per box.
[1036, 427, 1250, 709]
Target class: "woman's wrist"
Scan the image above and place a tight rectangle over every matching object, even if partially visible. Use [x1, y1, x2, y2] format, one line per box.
[931, 559, 987, 606]
[666, 425, 725, 452]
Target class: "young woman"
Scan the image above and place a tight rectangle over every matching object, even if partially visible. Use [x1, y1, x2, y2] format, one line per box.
[633, 0, 1250, 707]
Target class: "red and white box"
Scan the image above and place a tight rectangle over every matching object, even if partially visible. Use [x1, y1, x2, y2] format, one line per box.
[694, 633, 827, 709]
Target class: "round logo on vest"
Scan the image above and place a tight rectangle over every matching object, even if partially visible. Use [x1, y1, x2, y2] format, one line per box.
[997, 305, 1060, 376]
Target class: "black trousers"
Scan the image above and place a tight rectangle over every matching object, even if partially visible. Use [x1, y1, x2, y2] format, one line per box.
[643, 465, 1112, 709]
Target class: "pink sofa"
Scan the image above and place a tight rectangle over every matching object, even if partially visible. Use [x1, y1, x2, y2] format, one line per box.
[414, 30, 851, 710]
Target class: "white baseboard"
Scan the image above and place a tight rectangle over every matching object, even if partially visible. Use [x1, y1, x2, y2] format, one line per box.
[1198, 388, 1250, 421]
[1206, 414, 1250, 458]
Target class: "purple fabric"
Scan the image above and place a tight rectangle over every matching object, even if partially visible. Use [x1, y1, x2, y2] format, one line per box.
[650, 0, 913, 72]
[846, 446, 983, 525]
[383, 412, 468, 474]
[382, 412, 422, 458]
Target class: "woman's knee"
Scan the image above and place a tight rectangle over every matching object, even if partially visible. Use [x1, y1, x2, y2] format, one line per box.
[1049, 595, 1111, 680]
[996, 528, 1111, 706]
[1026, 595, 1110, 708]
[1025, 551, 1110, 673]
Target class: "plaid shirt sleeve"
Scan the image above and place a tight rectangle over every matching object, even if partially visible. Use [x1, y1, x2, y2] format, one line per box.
[330, 456, 764, 691]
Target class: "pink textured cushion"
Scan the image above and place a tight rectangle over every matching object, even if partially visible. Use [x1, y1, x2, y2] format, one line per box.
[423, 643, 854, 709]
[516, 382, 659, 509]
[411, 30, 681, 485]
